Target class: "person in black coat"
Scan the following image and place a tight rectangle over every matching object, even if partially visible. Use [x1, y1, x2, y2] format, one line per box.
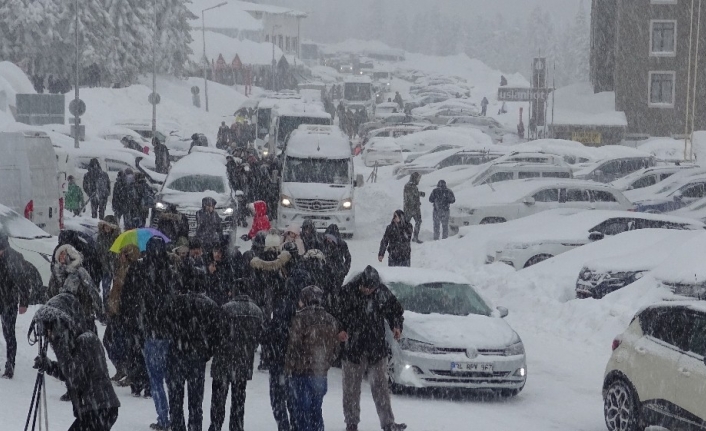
[112, 170, 128, 225]
[133, 237, 177, 430]
[334, 266, 405, 431]
[83, 158, 111, 219]
[206, 237, 246, 306]
[33, 293, 120, 430]
[167, 275, 222, 431]
[157, 204, 190, 243]
[209, 283, 265, 431]
[153, 137, 171, 174]
[0, 235, 30, 378]
[181, 239, 209, 295]
[429, 180, 456, 240]
[378, 210, 413, 267]
[195, 197, 223, 252]
[300, 220, 322, 252]
[321, 224, 351, 290]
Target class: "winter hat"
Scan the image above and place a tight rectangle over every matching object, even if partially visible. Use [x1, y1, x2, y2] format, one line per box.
[359, 265, 380, 288]
[299, 285, 324, 307]
[264, 230, 281, 249]
[202, 197, 217, 208]
[410, 172, 421, 184]
[437, 180, 447, 188]
[324, 233, 338, 245]
[303, 249, 325, 263]
[67, 175, 75, 181]
[189, 238, 203, 250]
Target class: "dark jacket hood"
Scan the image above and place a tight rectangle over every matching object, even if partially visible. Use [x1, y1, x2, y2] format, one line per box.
[437, 180, 447, 189]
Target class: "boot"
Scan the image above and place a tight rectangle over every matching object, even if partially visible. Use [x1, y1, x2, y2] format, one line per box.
[345, 425, 358, 431]
[383, 424, 407, 431]
[1, 364, 14, 379]
[111, 369, 126, 382]
[413, 236, 423, 244]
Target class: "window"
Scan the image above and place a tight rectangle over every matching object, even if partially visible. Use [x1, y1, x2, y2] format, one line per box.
[591, 218, 633, 236]
[591, 190, 618, 202]
[660, 173, 676, 181]
[650, 21, 677, 56]
[278, 35, 284, 49]
[105, 159, 132, 172]
[533, 188, 559, 202]
[687, 313, 706, 357]
[486, 172, 515, 183]
[680, 183, 706, 198]
[542, 171, 571, 179]
[649, 71, 676, 107]
[438, 155, 464, 168]
[285, 36, 290, 51]
[518, 171, 541, 179]
[565, 188, 591, 202]
[641, 308, 692, 350]
[166, 175, 225, 193]
[630, 175, 657, 189]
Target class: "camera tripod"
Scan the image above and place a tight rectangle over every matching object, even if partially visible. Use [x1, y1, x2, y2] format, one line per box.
[26, 328, 50, 431]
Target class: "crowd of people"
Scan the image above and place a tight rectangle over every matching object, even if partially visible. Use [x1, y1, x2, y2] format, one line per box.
[1, 209, 409, 431]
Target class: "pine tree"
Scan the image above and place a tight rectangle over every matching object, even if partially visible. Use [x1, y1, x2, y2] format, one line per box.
[571, 0, 591, 83]
[105, 0, 152, 84]
[155, 0, 195, 76]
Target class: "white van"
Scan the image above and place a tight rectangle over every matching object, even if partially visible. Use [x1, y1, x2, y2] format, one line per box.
[268, 100, 332, 155]
[277, 125, 364, 236]
[0, 132, 61, 234]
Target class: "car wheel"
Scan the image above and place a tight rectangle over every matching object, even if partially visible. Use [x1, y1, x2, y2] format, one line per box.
[524, 254, 554, 268]
[480, 217, 506, 224]
[604, 379, 640, 431]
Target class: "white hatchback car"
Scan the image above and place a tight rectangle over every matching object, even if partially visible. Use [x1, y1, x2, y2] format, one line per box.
[362, 138, 404, 167]
[450, 179, 632, 229]
[603, 302, 706, 431]
[379, 267, 527, 396]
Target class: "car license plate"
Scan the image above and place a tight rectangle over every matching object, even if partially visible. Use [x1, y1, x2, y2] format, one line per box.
[450, 362, 493, 372]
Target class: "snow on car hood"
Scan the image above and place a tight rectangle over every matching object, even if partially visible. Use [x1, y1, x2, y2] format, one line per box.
[282, 182, 351, 201]
[159, 190, 233, 210]
[403, 311, 517, 349]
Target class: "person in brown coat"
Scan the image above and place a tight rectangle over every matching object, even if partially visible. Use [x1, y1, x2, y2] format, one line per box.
[285, 286, 340, 431]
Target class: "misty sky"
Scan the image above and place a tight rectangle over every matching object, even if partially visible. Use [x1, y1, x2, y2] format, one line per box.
[399, 0, 582, 23]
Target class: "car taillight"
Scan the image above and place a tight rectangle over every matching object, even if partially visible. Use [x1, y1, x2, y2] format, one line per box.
[24, 200, 34, 220]
[611, 338, 622, 351]
[59, 197, 65, 230]
[627, 208, 636, 212]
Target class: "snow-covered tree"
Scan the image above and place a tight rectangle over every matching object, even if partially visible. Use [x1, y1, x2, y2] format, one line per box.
[105, 0, 152, 84]
[155, 0, 195, 76]
[570, 0, 591, 83]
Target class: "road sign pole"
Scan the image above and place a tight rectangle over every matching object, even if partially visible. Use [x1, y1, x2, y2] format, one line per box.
[74, 0, 80, 149]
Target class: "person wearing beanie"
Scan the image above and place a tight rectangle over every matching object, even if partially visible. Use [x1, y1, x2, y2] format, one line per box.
[429, 179, 456, 240]
[378, 210, 413, 267]
[281, 224, 305, 256]
[333, 266, 406, 431]
[196, 197, 222, 252]
[285, 285, 340, 431]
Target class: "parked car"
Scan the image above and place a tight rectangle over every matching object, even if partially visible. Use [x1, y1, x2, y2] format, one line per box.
[151, 147, 236, 237]
[0, 204, 56, 286]
[362, 138, 404, 167]
[575, 229, 699, 299]
[631, 173, 706, 213]
[446, 116, 509, 143]
[374, 102, 402, 119]
[395, 148, 506, 179]
[449, 179, 632, 230]
[358, 115, 429, 137]
[470, 162, 573, 187]
[573, 156, 656, 183]
[603, 302, 706, 431]
[486, 210, 702, 269]
[378, 267, 526, 396]
[650, 231, 706, 299]
[362, 124, 436, 146]
[609, 165, 697, 191]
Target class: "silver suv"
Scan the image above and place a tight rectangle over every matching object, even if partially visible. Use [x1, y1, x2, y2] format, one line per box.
[603, 302, 706, 431]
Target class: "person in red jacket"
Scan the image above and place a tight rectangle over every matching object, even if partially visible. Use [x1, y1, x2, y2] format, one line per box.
[241, 200, 271, 241]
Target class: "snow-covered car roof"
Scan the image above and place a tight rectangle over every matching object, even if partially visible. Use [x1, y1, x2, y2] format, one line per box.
[609, 165, 696, 191]
[286, 125, 350, 159]
[367, 137, 402, 151]
[376, 102, 399, 110]
[395, 128, 495, 153]
[454, 179, 622, 206]
[651, 231, 706, 285]
[624, 168, 706, 202]
[375, 266, 471, 287]
[167, 151, 227, 178]
[0, 204, 52, 239]
[510, 139, 602, 164]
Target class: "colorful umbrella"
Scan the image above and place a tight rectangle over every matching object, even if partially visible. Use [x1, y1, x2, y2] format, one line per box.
[110, 228, 171, 253]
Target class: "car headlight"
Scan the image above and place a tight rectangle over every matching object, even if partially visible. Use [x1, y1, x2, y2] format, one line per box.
[155, 202, 167, 211]
[262, 149, 269, 156]
[341, 198, 353, 210]
[504, 341, 525, 356]
[399, 338, 438, 354]
[280, 195, 293, 208]
[221, 207, 234, 216]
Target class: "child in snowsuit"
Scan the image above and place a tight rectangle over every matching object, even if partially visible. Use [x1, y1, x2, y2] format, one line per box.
[65, 176, 85, 216]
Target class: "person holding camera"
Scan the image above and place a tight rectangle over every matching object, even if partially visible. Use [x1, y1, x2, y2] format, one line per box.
[403, 172, 424, 244]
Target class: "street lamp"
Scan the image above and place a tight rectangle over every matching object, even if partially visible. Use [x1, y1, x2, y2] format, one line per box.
[271, 25, 281, 91]
[202, 2, 228, 112]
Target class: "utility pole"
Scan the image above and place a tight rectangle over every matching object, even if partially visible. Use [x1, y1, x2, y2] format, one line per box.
[74, 0, 80, 149]
[152, 0, 157, 137]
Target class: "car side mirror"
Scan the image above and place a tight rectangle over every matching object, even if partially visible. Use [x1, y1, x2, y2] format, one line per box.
[497, 306, 509, 318]
[589, 231, 605, 241]
[523, 197, 536, 205]
[355, 174, 364, 188]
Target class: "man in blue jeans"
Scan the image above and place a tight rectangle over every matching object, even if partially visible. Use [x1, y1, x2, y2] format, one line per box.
[285, 286, 340, 431]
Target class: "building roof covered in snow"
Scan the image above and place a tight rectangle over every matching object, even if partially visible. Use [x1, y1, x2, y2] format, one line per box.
[231, 1, 307, 18]
[189, 30, 283, 66]
[188, 0, 263, 32]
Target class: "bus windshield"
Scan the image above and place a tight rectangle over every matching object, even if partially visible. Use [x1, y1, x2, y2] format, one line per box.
[284, 157, 350, 185]
[344, 83, 372, 102]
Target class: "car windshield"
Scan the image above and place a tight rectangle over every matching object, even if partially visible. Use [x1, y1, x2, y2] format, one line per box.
[0, 208, 52, 239]
[284, 157, 350, 184]
[166, 175, 225, 193]
[388, 282, 492, 316]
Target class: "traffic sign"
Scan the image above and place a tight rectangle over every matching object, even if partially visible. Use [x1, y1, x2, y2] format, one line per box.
[68, 99, 86, 116]
[148, 92, 161, 105]
[497, 87, 551, 102]
[191, 86, 200, 95]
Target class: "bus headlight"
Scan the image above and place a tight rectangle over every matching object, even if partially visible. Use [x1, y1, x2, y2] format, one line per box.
[281, 195, 293, 208]
[341, 198, 353, 210]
